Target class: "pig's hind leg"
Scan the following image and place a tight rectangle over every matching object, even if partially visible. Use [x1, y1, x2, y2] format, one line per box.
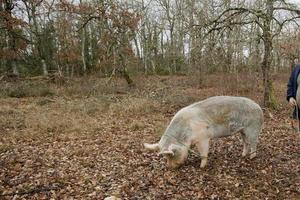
[242, 125, 260, 159]
[241, 131, 250, 157]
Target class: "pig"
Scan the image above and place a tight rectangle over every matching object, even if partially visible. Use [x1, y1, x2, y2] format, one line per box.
[144, 96, 263, 168]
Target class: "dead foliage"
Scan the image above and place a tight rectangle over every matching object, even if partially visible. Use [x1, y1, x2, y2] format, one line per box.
[0, 73, 299, 199]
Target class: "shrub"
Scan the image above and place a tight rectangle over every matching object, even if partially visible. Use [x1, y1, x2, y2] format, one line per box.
[0, 82, 54, 98]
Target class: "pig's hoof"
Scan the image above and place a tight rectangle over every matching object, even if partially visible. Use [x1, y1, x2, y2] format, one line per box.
[200, 161, 207, 168]
[250, 153, 256, 159]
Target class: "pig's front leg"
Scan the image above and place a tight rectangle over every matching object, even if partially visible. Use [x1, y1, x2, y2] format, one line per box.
[196, 139, 210, 168]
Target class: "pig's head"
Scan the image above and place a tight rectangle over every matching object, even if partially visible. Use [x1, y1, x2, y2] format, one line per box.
[144, 143, 188, 168]
[159, 144, 188, 168]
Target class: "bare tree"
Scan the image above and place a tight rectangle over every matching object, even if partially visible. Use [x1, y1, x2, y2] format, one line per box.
[23, 0, 51, 76]
[200, 0, 300, 108]
[277, 31, 300, 71]
[1, 0, 24, 75]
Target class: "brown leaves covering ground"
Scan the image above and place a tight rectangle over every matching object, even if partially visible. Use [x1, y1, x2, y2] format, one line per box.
[0, 74, 299, 199]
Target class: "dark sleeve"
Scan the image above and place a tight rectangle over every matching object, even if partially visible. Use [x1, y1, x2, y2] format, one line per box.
[287, 67, 297, 101]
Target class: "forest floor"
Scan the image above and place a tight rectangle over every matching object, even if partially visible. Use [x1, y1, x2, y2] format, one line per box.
[0, 72, 299, 199]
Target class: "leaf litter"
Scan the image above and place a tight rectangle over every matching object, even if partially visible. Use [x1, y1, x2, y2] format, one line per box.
[0, 75, 299, 199]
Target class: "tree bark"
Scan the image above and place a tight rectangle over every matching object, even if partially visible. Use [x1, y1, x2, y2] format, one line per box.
[81, 27, 87, 75]
[42, 59, 48, 76]
[4, 0, 18, 75]
[12, 60, 19, 76]
[23, 0, 49, 76]
[119, 53, 134, 86]
[80, 0, 88, 75]
[261, 0, 276, 108]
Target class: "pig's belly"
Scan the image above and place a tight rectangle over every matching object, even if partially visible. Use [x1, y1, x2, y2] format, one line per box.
[210, 121, 244, 138]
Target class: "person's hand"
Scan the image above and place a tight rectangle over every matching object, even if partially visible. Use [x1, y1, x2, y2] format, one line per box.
[289, 97, 297, 107]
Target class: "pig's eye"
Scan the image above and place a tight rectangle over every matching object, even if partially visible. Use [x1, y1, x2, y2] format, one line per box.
[165, 152, 177, 159]
[173, 147, 181, 156]
[166, 153, 174, 158]
[172, 150, 180, 158]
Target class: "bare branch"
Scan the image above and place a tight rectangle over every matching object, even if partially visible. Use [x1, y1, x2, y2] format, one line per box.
[205, 19, 261, 36]
[76, 15, 101, 32]
[272, 15, 300, 38]
[274, 6, 300, 14]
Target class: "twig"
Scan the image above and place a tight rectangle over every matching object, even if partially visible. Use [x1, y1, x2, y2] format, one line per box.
[43, 97, 57, 103]
[105, 68, 116, 85]
[0, 185, 61, 197]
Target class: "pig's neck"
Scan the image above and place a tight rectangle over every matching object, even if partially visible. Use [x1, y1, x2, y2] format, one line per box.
[159, 121, 194, 150]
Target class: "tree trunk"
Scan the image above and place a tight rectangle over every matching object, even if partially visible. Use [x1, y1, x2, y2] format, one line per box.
[29, 2, 49, 76]
[170, 25, 176, 74]
[42, 59, 48, 76]
[12, 60, 19, 76]
[261, 38, 273, 107]
[81, 27, 87, 75]
[261, 0, 276, 108]
[4, 0, 19, 76]
[119, 53, 134, 86]
[80, 0, 88, 75]
[133, 35, 141, 60]
[161, 29, 164, 60]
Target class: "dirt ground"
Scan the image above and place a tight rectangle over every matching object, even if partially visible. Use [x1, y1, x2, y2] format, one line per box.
[0, 73, 299, 199]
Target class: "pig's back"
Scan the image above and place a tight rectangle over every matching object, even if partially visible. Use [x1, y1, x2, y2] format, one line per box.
[190, 96, 263, 122]
[195, 96, 261, 110]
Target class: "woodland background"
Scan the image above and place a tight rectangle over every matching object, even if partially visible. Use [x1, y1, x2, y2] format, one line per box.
[0, 0, 300, 106]
[0, 0, 300, 199]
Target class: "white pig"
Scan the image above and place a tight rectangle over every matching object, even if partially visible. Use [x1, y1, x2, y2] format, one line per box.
[144, 96, 263, 168]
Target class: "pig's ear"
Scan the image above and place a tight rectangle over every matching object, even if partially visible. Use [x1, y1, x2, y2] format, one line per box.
[144, 143, 160, 151]
[158, 144, 182, 156]
[158, 150, 174, 156]
[171, 145, 181, 154]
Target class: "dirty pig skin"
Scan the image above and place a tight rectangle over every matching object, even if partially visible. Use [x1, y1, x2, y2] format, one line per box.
[144, 96, 264, 168]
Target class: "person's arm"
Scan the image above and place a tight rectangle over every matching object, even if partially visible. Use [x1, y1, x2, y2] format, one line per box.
[287, 68, 296, 102]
